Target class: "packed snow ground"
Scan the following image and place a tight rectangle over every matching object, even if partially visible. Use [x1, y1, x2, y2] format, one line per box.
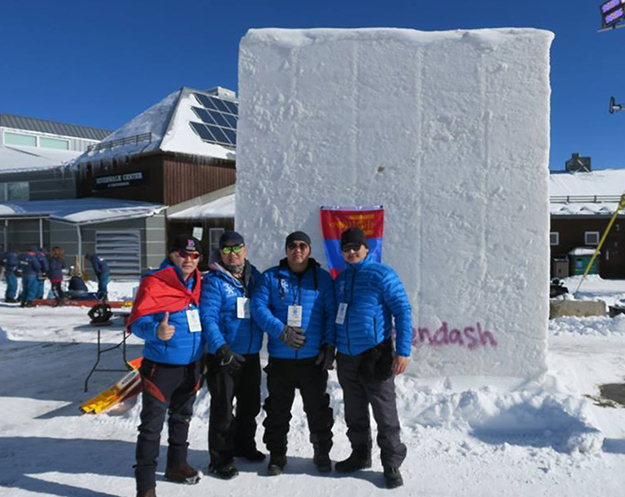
[1, 276, 625, 496]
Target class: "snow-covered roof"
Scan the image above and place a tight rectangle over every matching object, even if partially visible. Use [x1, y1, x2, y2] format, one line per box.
[168, 193, 234, 219]
[550, 169, 625, 216]
[0, 144, 81, 174]
[0, 197, 164, 225]
[72, 87, 237, 167]
[0, 113, 111, 141]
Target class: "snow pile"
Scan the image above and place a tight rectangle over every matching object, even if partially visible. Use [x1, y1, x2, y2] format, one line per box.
[237, 28, 553, 379]
[550, 315, 625, 337]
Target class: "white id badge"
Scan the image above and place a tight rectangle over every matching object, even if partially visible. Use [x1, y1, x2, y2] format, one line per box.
[186, 309, 202, 332]
[336, 303, 348, 325]
[237, 297, 250, 319]
[287, 305, 303, 327]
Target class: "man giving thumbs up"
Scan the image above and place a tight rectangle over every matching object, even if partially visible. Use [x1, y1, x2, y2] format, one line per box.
[128, 235, 204, 497]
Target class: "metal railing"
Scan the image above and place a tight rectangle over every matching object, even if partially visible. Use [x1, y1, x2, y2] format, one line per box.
[87, 132, 152, 152]
[550, 195, 623, 204]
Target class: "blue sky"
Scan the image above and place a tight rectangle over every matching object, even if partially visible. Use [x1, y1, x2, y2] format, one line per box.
[1, 0, 623, 171]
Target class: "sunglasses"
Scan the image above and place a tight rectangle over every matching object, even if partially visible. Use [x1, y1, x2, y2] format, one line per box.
[221, 244, 244, 255]
[177, 250, 200, 260]
[287, 242, 309, 251]
[341, 243, 362, 253]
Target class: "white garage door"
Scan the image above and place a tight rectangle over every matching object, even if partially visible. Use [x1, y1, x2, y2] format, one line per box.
[95, 230, 141, 275]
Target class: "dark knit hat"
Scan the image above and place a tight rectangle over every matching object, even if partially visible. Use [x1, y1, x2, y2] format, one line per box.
[169, 235, 202, 254]
[219, 231, 245, 248]
[285, 231, 311, 249]
[341, 227, 368, 249]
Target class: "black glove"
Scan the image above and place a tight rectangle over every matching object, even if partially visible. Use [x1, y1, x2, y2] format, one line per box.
[216, 344, 246, 371]
[280, 326, 306, 349]
[315, 343, 336, 371]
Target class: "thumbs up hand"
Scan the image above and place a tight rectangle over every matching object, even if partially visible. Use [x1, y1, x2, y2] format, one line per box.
[157, 312, 175, 341]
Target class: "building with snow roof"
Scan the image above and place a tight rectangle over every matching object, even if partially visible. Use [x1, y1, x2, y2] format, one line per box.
[550, 163, 625, 279]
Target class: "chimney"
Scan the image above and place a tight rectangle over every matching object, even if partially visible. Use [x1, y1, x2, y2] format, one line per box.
[565, 152, 591, 173]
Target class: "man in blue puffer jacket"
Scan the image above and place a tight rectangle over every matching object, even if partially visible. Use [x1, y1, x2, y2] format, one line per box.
[18, 247, 41, 307]
[35, 247, 49, 299]
[2, 248, 19, 303]
[200, 230, 265, 480]
[252, 231, 336, 476]
[86, 253, 110, 301]
[128, 235, 205, 497]
[333, 227, 412, 490]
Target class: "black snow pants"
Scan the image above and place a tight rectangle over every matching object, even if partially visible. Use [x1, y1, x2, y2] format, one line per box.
[135, 359, 201, 492]
[262, 356, 333, 456]
[336, 352, 407, 468]
[205, 352, 262, 468]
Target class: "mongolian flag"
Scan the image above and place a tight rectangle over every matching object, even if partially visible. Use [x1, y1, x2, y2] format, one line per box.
[320, 206, 384, 278]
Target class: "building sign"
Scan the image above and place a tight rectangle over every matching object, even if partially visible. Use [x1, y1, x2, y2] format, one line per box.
[93, 171, 149, 190]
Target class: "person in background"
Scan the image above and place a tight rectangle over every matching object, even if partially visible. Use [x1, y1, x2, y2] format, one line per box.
[200, 231, 265, 480]
[66, 267, 90, 300]
[48, 246, 66, 304]
[35, 247, 49, 299]
[127, 235, 205, 497]
[18, 247, 41, 307]
[1, 247, 19, 303]
[251, 231, 336, 476]
[333, 227, 412, 489]
[86, 253, 110, 301]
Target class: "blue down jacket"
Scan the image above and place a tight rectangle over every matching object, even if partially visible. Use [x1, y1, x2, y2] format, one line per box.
[335, 254, 412, 357]
[251, 258, 336, 359]
[130, 259, 204, 365]
[18, 252, 41, 277]
[200, 251, 263, 355]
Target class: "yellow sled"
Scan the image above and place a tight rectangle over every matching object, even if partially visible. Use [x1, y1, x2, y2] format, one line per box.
[80, 358, 143, 414]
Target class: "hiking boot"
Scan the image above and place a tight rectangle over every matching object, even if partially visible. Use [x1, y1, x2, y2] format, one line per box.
[136, 489, 156, 497]
[335, 447, 371, 473]
[208, 462, 239, 480]
[313, 452, 332, 473]
[164, 464, 201, 485]
[267, 454, 287, 476]
[383, 466, 403, 489]
[235, 447, 266, 462]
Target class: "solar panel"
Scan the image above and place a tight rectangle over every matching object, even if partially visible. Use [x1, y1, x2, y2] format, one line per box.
[190, 122, 214, 141]
[194, 93, 217, 110]
[223, 129, 236, 145]
[222, 100, 238, 114]
[209, 111, 229, 128]
[223, 114, 237, 128]
[192, 107, 217, 125]
[191, 92, 238, 148]
[207, 125, 231, 145]
[208, 96, 230, 113]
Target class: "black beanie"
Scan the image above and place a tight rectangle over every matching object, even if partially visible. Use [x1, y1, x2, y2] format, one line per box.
[285, 231, 311, 249]
[341, 227, 368, 248]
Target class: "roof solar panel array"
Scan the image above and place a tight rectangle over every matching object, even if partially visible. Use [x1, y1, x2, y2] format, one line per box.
[189, 93, 237, 148]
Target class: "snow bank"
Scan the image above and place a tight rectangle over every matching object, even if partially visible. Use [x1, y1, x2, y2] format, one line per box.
[237, 28, 553, 379]
[550, 314, 625, 337]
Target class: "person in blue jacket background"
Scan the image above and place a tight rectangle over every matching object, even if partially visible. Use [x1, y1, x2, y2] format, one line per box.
[333, 227, 412, 489]
[18, 247, 41, 307]
[200, 230, 265, 480]
[1, 248, 19, 303]
[35, 247, 49, 299]
[86, 253, 110, 301]
[128, 235, 205, 497]
[251, 231, 336, 476]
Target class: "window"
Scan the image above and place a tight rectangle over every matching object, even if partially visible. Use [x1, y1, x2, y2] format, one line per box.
[550, 232, 559, 246]
[585, 231, 600, 246]
[209, 228, 225, 254]
[95, 231, 141, 274]
[40, 136, 69, 150]
[0, 182, 29, 201]
[4, 132, 37, 147]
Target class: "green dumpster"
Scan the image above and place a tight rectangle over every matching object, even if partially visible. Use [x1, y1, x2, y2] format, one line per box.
[568, 247, 599, 276]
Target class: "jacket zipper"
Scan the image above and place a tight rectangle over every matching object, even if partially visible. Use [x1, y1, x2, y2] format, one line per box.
[346, 269, 356, 355]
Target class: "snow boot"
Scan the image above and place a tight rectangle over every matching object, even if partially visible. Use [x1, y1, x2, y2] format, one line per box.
[208, 462, 239, 480]
[164, 464, 201, 485]
[136, 489, 156, 497]
[267, 454, 287, 476]
[383, 466, 403, 489]
[335, 446, 371, 473]
[313, 448, 332, 473]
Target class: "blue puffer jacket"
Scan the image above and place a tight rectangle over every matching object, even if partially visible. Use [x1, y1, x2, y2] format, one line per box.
[48, 257, 65, 281]
[36, 251, 49, 275]
[200, 251, 263, 355]
[1, 252, 18, 272]
[18, 252, 41, 277]
[88, 254, 110, 277]
[335, 254, 412, 357]
[251, 258, 336, 359]
[130, 259, 204, 365]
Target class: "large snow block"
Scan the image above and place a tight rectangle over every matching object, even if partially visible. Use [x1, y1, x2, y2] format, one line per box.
[237, 28, 553, 379]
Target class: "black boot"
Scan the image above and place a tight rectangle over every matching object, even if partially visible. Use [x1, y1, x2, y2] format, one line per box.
[335, 446, 371, 473]
[267, 454, 287, 476]
[208, 462, 238, 480]
[383, 466, 403, 489]
[313, 447, 332, 473]
[235, 447, 266, 462]
[164, 463, 201, 485]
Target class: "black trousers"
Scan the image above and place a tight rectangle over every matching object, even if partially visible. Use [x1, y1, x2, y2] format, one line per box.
[336, 352, 407, 468]
[135, 359, 201, 492]
[205, 352, 261, 468]
[263, 357, 333, 456]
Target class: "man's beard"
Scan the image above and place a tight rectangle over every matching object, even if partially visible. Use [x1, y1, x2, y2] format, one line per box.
[225, 262, 245, 276]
